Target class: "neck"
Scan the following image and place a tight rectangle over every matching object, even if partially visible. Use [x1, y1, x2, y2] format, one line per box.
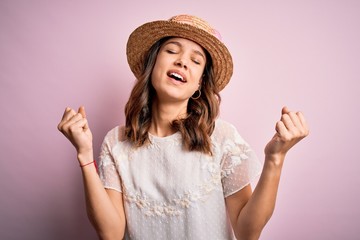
[149, 98, 188, 137]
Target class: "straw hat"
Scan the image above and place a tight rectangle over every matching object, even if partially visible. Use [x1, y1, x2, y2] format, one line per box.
[126, 14, 233, 91]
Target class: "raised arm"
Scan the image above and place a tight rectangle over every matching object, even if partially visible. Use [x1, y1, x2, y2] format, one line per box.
[226, 106, 309, 240]
[57, 106, 126, 239]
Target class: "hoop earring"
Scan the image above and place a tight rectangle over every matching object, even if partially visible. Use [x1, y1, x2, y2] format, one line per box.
[191, 89, 201, 100]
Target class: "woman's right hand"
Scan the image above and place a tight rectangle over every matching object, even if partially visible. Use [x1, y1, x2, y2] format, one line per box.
[57, 106, 93, 158]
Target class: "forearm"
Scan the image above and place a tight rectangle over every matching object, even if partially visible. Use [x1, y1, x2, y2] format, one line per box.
[232, 107, 309, 239]
[235, 154, 284, 239]
[79, 153, 125, 239]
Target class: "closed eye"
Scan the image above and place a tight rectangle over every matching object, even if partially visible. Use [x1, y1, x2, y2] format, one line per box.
[192, 59, 201, 65]
[166, 49, 177, 54]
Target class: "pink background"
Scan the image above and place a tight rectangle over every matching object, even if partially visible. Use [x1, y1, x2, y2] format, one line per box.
[1, 1, 359, 239]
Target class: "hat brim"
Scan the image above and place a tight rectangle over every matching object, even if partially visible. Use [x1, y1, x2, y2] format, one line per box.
[126, 20, 233, 91]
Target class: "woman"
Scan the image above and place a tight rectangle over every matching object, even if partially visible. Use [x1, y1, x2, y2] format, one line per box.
[58, 15, 309, 240]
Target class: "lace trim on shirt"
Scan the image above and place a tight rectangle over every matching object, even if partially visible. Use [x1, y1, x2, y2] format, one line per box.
[123, 160, 222, 217]
[221, 143, 251, 178]
[123, 141, 251, 217]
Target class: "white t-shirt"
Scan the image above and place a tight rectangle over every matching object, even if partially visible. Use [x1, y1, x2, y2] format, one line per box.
[98, 119, 262, 240]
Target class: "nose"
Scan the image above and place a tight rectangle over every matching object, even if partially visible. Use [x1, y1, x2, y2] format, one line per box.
[174, 58, 187, 70]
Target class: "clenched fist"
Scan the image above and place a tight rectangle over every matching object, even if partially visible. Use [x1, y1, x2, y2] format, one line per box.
[265, 106, 309, 161]
[57, 106, 93, 157]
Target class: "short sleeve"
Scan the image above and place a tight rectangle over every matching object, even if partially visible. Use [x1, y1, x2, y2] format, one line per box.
[98, 127, 122, 192]
[218, 121, 262, 198]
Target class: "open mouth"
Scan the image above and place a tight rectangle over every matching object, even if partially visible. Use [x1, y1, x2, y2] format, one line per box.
[168, 72, 186, 83]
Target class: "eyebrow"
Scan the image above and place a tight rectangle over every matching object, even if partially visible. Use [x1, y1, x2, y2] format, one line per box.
[165, 41, 206, 60]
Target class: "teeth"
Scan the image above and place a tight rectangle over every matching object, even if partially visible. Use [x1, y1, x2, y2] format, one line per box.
[170, 72, 183, 81]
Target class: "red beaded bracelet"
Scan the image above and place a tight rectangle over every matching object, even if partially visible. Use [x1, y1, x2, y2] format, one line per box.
[80, 160, 99, 174]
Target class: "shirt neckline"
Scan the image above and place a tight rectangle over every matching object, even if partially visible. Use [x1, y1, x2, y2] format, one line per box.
[148, 131, 181, 142]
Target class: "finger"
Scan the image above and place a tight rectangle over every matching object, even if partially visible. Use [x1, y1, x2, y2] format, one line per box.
[61, 113, 84, 132]
[281, 113, 295, 130]
[275, 120, 290, 139]
[78, 106, 90, 130]
[296, 111, 307, 127]
[61, 107, 76, 121]
[61, 107, 70, 119]
[78, 106, 86, 118]
[281, 106, 290, 115]
[58, 107, 76, 131]
[66, 109, 77, 123]
[287, 111, 302, 129]
[69, 117, 89, 133]
[296, 111, 310, 136]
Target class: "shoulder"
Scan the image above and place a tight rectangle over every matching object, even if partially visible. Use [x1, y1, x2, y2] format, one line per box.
[102, 125, 127, 147]
[213, 118, 239, 137]
[213, 118, 246, 144]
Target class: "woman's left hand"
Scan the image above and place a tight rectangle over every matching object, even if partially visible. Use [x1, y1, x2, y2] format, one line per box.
[264, 106, 309, 161]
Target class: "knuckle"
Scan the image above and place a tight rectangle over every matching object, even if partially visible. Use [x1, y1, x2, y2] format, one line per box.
[282, 134, 292, 142]
[282, 114, 290, 121]
[69, 125, 77, 132]
[296, 131, 303, 138]
[275, 121, 282, 131]
[58, 122, 68, 133]
[289, 111, 297, 119]
[304, 129, 310, 137]
[299, 128, 307, 136]
[299, 127, 310, 137]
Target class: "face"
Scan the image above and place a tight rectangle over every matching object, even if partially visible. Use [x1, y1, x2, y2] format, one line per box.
[151, 37, 206, 103]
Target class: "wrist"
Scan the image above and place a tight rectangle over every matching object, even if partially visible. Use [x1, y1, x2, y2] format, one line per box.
[79, 159, 99, 174]
[264, 153, 286, 167]
[77, 150, 94, 165]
